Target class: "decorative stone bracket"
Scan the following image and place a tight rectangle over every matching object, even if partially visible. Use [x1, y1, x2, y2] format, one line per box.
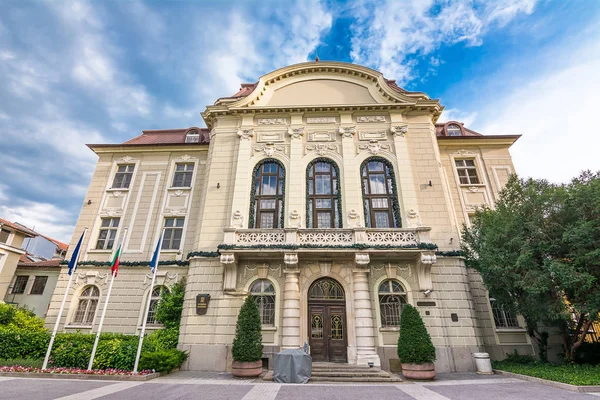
[221, 253, 237, 291]
[354, 253, 370, 266]
[391, 124, 408, 138]
[417, 252, 437, 291]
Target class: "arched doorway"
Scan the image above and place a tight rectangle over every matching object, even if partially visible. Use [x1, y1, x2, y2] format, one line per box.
[308, 277, 347, 362]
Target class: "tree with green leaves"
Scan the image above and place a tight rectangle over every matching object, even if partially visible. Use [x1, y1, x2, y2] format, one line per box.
[462, 172, 600, 361]
[155, 279, 185, 329]
[397, 304, 436, 364]
[231, 296, 263, 362]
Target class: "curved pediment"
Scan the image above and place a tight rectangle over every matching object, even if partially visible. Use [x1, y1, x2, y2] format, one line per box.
[267, 79, 378, 106]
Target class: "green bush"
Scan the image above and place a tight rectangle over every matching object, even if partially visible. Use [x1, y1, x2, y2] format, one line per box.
[0, 358, 43, 368]
[138, 349, 187, 373]
[145, 327, 179, 352]
[493, 360, 600, 385]
[231, 296, 263, 362]
[0, 303, 16, 325]
[397, 304, 436, 364]
[505, 349, 537, 365]
[0, 331, 50, 359]
[0, 303, 46, 333]
[155, 279, 185, 329]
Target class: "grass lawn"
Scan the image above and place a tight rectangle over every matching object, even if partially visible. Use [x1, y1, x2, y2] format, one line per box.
[492, 361, 600, 386]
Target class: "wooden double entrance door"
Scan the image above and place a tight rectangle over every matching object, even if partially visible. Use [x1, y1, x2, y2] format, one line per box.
[308, 278, 347, 363]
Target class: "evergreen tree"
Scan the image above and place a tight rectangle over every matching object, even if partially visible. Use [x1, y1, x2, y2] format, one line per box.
[232, 296, 263, 362]
[397, 304, 436, 364]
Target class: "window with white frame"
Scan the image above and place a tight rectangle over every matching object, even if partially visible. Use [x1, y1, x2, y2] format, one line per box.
[12, 276, 29, 294]
[96, 217, 120, 250]
[250, 280, 276, 326]
[447, 124, 462, 136]
[72, 285, 100, 325]
[185, 130, 200, 143]
[490, 299, 520, 329]
[379, 280, 407, 327]
[455, 159, 480, 185]
[172, 163, 194, 187]
[162, 218, 184, 250]
[112, 164, 135, 189]
[146, 285, 169, 324]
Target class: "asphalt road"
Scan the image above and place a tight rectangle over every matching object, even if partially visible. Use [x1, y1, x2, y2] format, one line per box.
[0, 372, 597, 400]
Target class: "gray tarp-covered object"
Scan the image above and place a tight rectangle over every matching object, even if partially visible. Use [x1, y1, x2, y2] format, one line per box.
[273, 349, 312, 383]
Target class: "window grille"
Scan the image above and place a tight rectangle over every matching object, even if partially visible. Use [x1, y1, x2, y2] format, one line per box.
[250, 280, 276, 325]
[378, 280, 407, 327]
[73, 285, 100, 325]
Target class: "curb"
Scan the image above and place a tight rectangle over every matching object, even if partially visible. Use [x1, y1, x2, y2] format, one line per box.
[0, 371, 161, 381]
[493, 369, 600, 393]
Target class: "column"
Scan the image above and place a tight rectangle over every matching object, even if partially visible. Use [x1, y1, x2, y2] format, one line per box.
[281, 253, 301, 349]
[286, 124, 305, 227]
[353, 254, 381, 366]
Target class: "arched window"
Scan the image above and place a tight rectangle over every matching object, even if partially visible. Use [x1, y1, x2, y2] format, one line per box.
[146, 285, 169, 324]
[306, 158, 342, 228]
[379, 280, 407, 327]
[73, 285, 100, 325]
[361, 158, 401, 228]
[249, 159, 285, 228]
[250, 280, 275, 325]
[447, 124, 462, 136]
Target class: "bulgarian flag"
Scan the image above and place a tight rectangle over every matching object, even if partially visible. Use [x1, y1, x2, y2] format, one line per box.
[110, 244, 122, 276]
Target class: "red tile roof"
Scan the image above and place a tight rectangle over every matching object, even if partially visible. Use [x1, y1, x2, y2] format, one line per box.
[435, 122, 483, 137]
[0, 218, 37, 237]
[89, 127, 210, 149]
[17, 259, 61, 268]
[39, 235, 68, 251]
[230, 83, 258, 99]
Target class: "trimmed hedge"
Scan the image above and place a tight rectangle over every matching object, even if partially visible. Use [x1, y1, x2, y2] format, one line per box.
[493, 361, 600, 386]
[397, 304, 436, 364]
[232, 296, 263, 362]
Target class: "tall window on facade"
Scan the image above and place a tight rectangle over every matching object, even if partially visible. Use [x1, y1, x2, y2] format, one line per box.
[162, 218, 184, 250]
[378, 280, 407, 327]
[146, 285, 169, 324]
[11, 276, 29, 294]
[0, 228, 10, 244]
[30, 276, 48, 295]
[490, 299, 520, 329]
[250, 160, 285, 229]
[307, 159, 341, 228]
[73, 285, 100, 325]
[172, 163, 194, 187]
[455, 159, 480, 185]
[250, 280, 275, 325]
[361, 158, 401, 228]
[447, 124, 462, 136]
[96, 217, 120, 250]
[112, 165, 135, 189]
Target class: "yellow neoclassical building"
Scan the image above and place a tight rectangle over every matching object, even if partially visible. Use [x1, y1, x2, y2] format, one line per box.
[45, 61, 532, 372]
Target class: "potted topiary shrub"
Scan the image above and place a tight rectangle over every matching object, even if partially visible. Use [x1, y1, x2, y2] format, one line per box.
[231, 296, 263, 378]
[397, 304, 436, 380]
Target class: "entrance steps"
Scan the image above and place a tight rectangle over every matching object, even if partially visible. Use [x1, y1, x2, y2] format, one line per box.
[264, 362, 402, 383]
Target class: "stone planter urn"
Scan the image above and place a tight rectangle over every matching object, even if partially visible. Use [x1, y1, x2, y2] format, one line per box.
[232, 360, 263, 378]
[401, 362, 436, 380]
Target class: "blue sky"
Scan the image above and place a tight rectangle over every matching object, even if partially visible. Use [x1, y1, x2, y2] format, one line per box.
[1, 0, 599, 242]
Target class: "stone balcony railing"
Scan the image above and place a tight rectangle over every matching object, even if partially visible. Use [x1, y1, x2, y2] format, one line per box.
[222, 227, 432, 248]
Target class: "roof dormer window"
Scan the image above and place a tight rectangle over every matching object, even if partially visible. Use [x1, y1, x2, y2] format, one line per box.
[185, 130, 200, 143]
[447, 124, 462, 136]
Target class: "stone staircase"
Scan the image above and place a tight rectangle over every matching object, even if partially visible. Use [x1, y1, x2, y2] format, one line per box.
[264, 362, 402, 383]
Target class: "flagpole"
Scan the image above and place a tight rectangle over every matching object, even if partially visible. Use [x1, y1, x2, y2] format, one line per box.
[133, 228, 165, 374]
[43, 227, 88, 370]
[88, 228, 128, 370]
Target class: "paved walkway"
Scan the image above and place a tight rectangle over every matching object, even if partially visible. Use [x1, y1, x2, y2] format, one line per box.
[0, 371, 597, 399]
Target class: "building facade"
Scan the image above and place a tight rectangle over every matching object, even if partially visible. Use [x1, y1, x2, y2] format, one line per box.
[46, 61, 533, 372]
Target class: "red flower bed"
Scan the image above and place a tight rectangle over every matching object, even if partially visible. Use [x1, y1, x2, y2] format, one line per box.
[0, 365, 152, 375]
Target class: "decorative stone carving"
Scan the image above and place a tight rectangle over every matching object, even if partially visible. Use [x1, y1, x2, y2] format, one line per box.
[258, 118, 286, 125]
[288, 210, 301, 228]
[230, 210, 244, 228]
[237, 231, 285, 245]
[180, 154, 193, 161]
[339, 126, 356, 138]
[417, 252, 437, 291]
[307, 131, 336, 141]
[358, 130, 387, 141]
[120, 156, 135, 162]
[257, 263, 269, 279]
[306, 117, 336, 124]
[237, 128, 254, 140]
[143, 271, 178, 286]
[283, 253, 298, 265]
[305, 143, 338, 156]
[75, 271, 108, 286]
[366, 230, 418, 246]
[355, 253, 371, 266]
[173, 190, 184, 196]
[456, 149, 474, 155]
[221, 253, 237, 292]
[112, 191, 122, 197]
[319, 261, 332, 275]
[220, 253, 236, 264]
[347, 209, 362, 228]
[468, 186, 480, 192]
[357, 140, 391, 155]
[357, 116, 386, 123]
[253, 142, 286, 157]
[407, 209, 422, 227]
[287, 127, 304, 139]
[298, 230, 353, 245]
[163, 207, 187, 216]
[391, 125, 408, 138]
[257, 131, 285, 143]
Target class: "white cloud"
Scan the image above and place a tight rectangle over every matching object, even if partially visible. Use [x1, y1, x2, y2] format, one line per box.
[439, 108, 478, 127]
[349, 0, 537, 83]
[477, 36, 600, 182]
[0, 201, 77, 243]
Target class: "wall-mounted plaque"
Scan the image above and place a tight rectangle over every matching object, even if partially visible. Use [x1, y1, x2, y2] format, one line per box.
[196, 294, 211, 315]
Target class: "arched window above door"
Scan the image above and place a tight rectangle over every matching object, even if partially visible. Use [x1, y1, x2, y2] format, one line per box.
[249, 159, 285, 228]
[306, 158, 342, 228]
[360, 157, 402, 228]
[309, 278, 345, 300]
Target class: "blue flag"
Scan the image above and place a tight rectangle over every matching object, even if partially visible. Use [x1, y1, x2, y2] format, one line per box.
[150, 234, 163, 274]
[68, 231, 85, 276]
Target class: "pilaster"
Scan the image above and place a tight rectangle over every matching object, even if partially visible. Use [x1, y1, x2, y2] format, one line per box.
[391, 124, 422, 227]
[287, 126, 305, 227]
[340, 126, 362, 227]
[281, 253, 301, 349]
[229, 127, 254, 228]
[352, 255, 381, 367]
